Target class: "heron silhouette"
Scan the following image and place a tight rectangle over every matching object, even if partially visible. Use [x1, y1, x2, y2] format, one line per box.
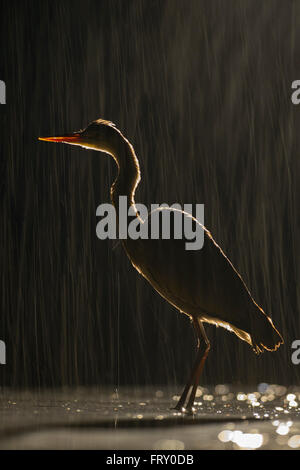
[39, 119, 283, 413]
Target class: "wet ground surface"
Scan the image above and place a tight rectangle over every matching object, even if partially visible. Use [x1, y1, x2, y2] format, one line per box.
[0, 385, 300, 449]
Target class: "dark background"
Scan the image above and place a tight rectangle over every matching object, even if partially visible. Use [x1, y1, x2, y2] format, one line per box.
[0, 0, 299, 388]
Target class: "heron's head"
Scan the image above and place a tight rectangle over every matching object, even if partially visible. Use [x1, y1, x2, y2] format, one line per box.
[39, 119, 119, 153]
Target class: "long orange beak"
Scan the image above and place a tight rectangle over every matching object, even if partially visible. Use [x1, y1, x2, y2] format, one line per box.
[38, 133, 81, 143]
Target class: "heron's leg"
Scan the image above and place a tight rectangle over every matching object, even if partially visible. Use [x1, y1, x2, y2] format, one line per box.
[174, 317, 208, 411]
[185, 320, 210, 412]
[173, 349, 203, 410]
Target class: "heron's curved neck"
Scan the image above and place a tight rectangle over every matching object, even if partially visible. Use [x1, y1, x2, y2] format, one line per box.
[109, 130, 141, 213]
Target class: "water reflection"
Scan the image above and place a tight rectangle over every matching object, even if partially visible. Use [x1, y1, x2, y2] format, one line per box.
[0, 383, 300, 449]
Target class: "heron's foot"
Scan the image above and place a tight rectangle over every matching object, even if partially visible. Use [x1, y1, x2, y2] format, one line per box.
[183, 403, 197, 415]
[171, 397, 186, 411]
[171, 404, 183, 412]
[171, 404, 196, 415]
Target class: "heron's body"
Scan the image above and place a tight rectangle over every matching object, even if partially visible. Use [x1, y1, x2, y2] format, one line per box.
[125, 226, 258, 347]
[39, 118, 283, 412]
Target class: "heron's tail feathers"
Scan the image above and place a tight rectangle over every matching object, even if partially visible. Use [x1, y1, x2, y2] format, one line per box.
[251, 314, 283, 354]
